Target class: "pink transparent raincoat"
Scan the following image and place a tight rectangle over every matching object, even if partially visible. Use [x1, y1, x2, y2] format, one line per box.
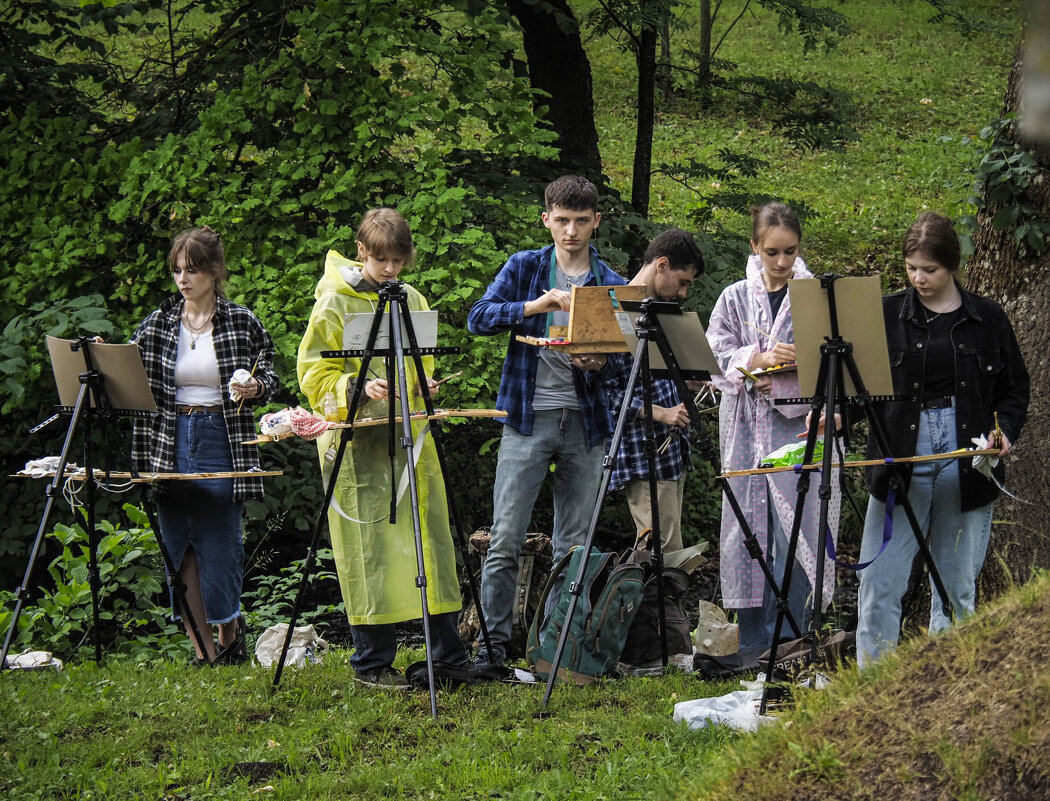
[706, 254, 840, 612]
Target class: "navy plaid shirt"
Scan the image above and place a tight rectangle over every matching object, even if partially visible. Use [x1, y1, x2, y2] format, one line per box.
[467, 244, 625, 449]
[605, 367, 691, 492]
[130, 295, 279, 500]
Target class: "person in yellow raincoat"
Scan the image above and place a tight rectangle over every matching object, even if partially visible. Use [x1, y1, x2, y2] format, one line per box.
[297, 208, 469, 689]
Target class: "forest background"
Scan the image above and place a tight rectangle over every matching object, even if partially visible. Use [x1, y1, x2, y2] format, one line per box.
[1, 0, 1044, 660]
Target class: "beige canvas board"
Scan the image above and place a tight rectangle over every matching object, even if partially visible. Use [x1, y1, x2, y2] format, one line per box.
[789, 276, 893, 398]
[47, 336, 157, 412]
[615, 307, 722, 376]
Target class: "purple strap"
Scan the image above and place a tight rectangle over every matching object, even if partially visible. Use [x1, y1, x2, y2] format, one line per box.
[825, 486, 895, 571]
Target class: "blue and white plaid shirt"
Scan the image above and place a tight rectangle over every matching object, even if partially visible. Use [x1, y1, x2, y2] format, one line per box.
[130, 294, 279, 501]
[467, 244, 625, 449]
[605, 369, 691, 492]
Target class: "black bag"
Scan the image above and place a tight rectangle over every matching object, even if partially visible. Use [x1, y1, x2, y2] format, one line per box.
[619, 529, 695, 667]
[619, 565, 693, 666]
[458, 527, 553, 660]
[692, 647, 765, 680]
[758, 630, 856, 682]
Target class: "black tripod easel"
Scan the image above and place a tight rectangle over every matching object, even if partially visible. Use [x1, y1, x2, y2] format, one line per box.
[540, 298, 801, 707]
[758, 274, 955, 713]
[272, 281, 494, 718]
[1, 337, 209, 670]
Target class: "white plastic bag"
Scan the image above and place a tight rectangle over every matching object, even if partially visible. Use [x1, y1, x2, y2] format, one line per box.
[254, 623, 329, 668]
[3, 649, 64, 671]
[673, 684, 775, 732]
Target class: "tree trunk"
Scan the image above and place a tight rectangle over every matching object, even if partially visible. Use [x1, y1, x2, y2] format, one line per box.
[967, 45, 1050, 600]
[631, 12, 658, 218]
[506, 0, 603, 177]
[658, 13, 672, 102]
[698, 0, 713, 87]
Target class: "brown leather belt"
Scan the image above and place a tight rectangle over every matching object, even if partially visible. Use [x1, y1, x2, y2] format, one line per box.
[177, 405, 224, 415]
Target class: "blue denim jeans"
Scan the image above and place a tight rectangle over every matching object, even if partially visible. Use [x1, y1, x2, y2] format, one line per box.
[856, 406, 994, 667]
[349, 611, 467, 673]
[157, 411, 243, 624]
[735, 495, 812, 653]
[479, 410, 605, 663]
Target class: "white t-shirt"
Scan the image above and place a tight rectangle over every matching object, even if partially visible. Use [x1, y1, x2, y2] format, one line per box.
[174, 325, 224, 405]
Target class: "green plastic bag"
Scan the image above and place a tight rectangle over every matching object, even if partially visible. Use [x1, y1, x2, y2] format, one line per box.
[760, 439, 824, 468]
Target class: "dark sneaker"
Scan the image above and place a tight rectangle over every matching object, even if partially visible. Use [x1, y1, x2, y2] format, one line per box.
[353, 666, 410, 690]
[472, 648, 505, 669]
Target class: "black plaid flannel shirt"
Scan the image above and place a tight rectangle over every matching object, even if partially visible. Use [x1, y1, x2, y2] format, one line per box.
[130, 294, 279, 500]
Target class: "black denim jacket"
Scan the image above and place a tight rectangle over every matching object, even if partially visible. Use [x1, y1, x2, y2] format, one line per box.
[864, 283, 1029, 510]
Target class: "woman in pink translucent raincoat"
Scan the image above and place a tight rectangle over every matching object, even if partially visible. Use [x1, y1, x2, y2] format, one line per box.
[706, 203, 840, 652]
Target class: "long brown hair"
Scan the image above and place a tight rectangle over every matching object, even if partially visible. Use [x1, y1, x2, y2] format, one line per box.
[169, 226, 228, 298]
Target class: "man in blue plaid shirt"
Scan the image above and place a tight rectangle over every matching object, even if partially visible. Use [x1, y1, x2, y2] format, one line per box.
[467, 175, 624, 666]
[607, 229, 705, 553]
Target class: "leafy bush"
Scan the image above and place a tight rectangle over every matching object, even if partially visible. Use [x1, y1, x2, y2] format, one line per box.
[0, 504, 183, 662]
[241, 547, 343, 634]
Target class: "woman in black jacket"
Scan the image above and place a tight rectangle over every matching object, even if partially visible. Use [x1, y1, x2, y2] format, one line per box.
[856, 212, 1029, 667]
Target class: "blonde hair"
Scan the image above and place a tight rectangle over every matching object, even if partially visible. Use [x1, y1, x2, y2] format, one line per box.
[356, 208, 416, 266]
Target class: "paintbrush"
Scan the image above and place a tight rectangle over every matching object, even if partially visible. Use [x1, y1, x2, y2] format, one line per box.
[742, 319, 785, 346]
[236, 354, 261, 413]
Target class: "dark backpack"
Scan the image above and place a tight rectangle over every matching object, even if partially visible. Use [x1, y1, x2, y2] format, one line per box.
[618, 563, 693, 667]
[525, 546, 645, 685]
[619, 528, 703, 667]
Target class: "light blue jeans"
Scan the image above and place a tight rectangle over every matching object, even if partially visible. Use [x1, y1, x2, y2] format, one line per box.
[856, 406, 994, 667]
[735, 495, 812, 653]
[479, 410, 605, 663]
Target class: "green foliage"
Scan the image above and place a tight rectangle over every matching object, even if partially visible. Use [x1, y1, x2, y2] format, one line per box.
[241, 547, 344, 633]
[0, 294, 116, 415]
[0, 503, 183, 661]
[0, 0, 562, 564]
[970, 115, 1050, 255]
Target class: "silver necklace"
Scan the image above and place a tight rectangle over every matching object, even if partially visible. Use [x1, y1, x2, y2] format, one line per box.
[182, 312, 213, 349]
[921, 306, 941, 323]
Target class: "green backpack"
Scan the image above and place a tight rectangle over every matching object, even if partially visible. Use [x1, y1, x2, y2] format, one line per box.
[526, 546, 646, 685]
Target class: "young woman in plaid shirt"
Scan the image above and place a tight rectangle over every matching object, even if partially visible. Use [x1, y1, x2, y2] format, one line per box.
[131, 227, 278, 665]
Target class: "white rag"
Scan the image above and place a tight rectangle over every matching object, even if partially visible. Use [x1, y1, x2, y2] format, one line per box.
[228, 368, 254, 402]
[971, 434, 1028, 503]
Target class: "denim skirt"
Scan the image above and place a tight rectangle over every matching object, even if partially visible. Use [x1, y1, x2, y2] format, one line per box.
[157, 411, 244, 624]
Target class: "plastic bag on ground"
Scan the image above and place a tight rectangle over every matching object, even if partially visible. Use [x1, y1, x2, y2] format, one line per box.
[254, 623, 329, 668]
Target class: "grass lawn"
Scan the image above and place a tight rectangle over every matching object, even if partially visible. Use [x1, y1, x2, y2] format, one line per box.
[4, 572, 1048, 799]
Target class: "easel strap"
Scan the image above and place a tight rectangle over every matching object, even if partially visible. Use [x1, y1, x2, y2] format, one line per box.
[824, 485, 894, 571]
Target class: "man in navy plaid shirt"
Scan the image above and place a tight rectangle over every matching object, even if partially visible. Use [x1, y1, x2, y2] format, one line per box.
[467, 175, 624, 666]
[606, 229, 705, 554]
